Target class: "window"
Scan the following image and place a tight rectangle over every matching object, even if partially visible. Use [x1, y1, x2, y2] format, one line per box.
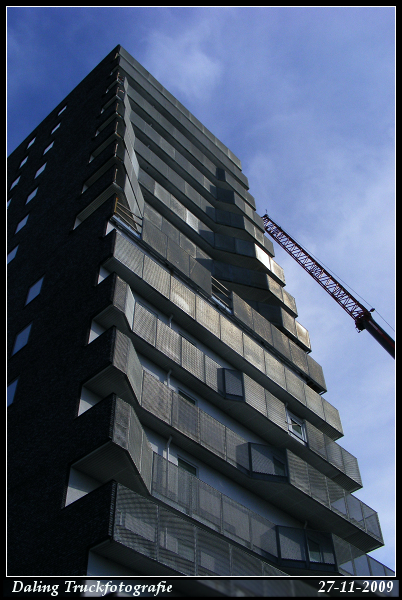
[177, 458, 197, 477]
[307, 538, 322, 563]
[178, 389, 196, 405]
[15, 215, 29, 233]
[10, 176, 20, 190]
[27, 137, 36, 148]
[12, 323, 32, 355]
[7, 246, 18, 263]
[19, 156, 28, 168]
[7, 379, 18, 406]
[51, 122, 60, 134]
[181, 333, 197, 346]
[287, 409, 306, 442]
[25, 276, 44, 305]
[34, 163, 46, 178]
[26, 188, 38, 204]
[273, 456, 286, 477]
[43, 141, 54, 154]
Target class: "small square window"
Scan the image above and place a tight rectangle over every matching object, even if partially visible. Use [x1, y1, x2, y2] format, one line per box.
[15, 215, 29, 234]
[178, 389, 196, 405]
[35, 163, 46, 178]
[26, 188, 38, 204]
[290, 418, 303, 437]
[7, 246, 18, 263]
[27, 137, 36, 148]
[25, 276, 44, 305]
[10, 176, 20, 190]
[287, 409, 306, 442]
[7, 379, 19, 406]
[307, 538, 322, 563]
[177, 458, 197, 477]
[19, 156, 28, 168]
[181, 333, 197, 347]
[51, 122, 61, 134]
[273, 457, 286, 477]
[12, 323, 32, 355]
[43, 141, 54, 154]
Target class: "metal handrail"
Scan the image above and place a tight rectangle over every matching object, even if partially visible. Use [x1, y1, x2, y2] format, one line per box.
[113, 199, 142, 233]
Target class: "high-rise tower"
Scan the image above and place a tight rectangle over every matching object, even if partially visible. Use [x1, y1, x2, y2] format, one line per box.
[7, 45, 394, 590]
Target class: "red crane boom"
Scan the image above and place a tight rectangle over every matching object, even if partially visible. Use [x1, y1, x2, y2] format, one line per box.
[262, 214, 395, 358]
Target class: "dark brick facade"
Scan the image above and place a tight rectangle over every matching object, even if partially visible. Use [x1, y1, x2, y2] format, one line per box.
[7, 47, 121, 575]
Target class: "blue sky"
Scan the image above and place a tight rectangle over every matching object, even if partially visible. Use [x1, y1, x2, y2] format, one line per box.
[7, 7, 395, 571]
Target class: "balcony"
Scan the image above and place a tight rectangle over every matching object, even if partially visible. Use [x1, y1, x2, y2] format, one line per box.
[72, 394, 391, 576]
[72, 395, 152, 496]
[101, 238, 338, 432]
[86, 282, 362, 496]
[81, 331, 383, 556]
[89, 482, 392, 579]
[92, 482, 287, 576]
[90, 277, 357, 490]
[152, 454, 338, 575]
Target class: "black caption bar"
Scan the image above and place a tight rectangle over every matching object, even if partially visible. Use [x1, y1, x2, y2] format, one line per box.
[3, 577, 399, 598]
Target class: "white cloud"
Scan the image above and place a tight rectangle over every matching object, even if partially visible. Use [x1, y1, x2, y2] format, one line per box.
[7, 5, 395, 571]
[144, 22, 223, 102]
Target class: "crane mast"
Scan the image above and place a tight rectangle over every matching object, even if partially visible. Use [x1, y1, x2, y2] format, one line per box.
[262, 214, 395, 358]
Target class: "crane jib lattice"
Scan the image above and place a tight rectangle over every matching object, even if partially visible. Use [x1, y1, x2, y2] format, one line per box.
[262, 215, 369, 324]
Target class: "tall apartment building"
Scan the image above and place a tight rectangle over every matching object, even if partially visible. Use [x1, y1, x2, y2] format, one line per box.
[7, 45, 394, 590]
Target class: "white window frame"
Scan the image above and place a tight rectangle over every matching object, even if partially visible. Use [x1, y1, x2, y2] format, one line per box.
[286, 409, 306, 442]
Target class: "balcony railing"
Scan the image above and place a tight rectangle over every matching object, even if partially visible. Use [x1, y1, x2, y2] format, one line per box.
[73, 395, 393, 577]
[83, 329, 382, 554]
[151, 453, 392, 577]
[106, 231, 331, 401]
[93, 483, 393, 579]
[211, 276, 233, 312]
[287, 450, 383, 549]
[113, 199, 142, 236]
[152, 453, 337, 573]
[110, 483, 288, 576]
